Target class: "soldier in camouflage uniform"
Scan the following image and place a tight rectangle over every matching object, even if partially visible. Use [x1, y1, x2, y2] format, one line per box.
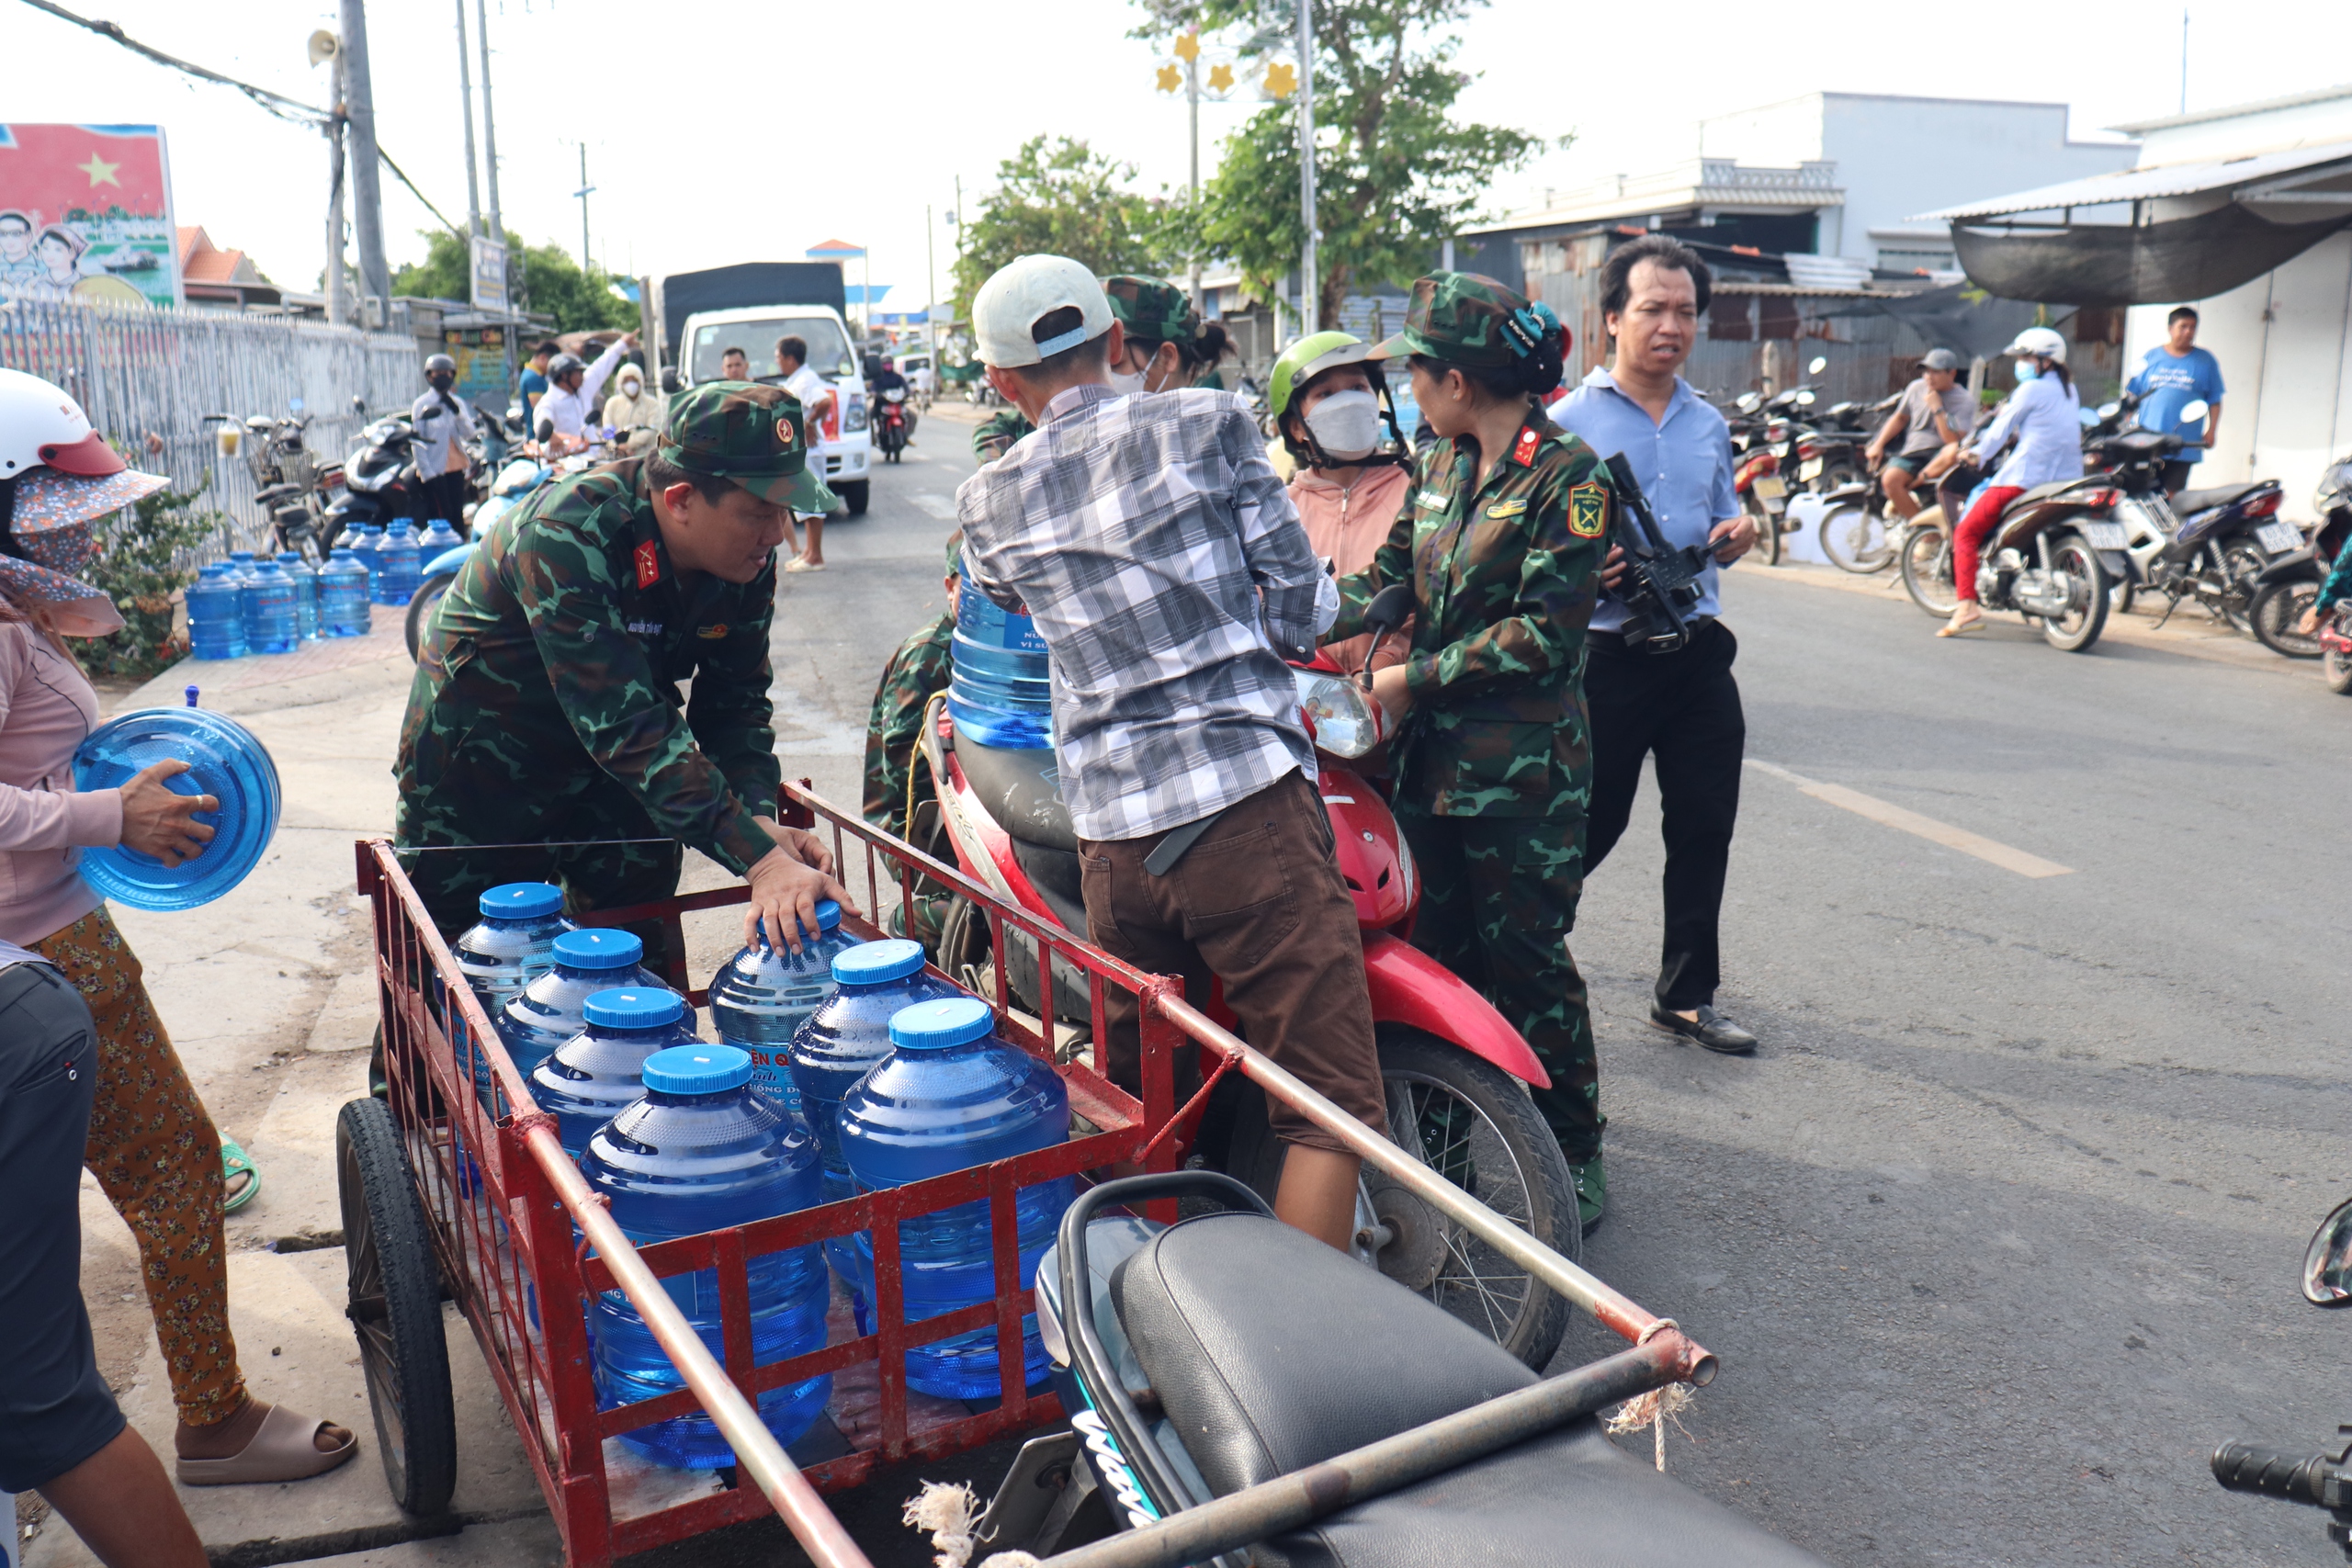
[970, 274, 1227, 462]
[396, 382, 851, 965]
[1324, 272, 1614, 1228]
[971, 406, 1035, 466]
[861, 533, 961, 946]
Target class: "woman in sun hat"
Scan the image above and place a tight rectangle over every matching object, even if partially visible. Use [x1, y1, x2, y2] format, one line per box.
[0, 367, 358, 1486]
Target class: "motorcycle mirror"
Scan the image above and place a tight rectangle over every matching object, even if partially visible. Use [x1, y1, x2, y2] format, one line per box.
[2098, 400, 2121, 420]
[1807, 355, 1828, 376]
[2178, 399, 2210, 425]
[2078, 407, 2100, 428]
[1736, 391, 1762, 413]
[1363, 581, 1416, 639]
[1795, 389, 1816, 407]
[2303, 1197, 2352, 1305]
[661, 367, 681, 395]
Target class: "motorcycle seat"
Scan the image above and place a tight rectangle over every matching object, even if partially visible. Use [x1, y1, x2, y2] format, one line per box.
[1113, 1212, 1829, 1568]
[951, 728, 1076, 852]
[2172, 481, 2262, 514]
[2001, 479, 2083, 513]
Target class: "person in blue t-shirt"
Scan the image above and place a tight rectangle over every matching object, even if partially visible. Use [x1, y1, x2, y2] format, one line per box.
[2126, 306, 2224, 494]
[518, 339, 559, 421]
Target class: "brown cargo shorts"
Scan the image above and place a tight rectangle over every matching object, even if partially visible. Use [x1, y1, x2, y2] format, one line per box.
[1079, 768, 1386, 1154]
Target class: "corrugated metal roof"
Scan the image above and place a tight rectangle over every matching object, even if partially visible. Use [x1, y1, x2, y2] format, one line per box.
[1918, 139, 2352, 220]
[2109, 81, 2352, 135]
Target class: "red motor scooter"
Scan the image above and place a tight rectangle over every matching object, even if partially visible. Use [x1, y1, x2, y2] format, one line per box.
[913, 585, 1577, 1366]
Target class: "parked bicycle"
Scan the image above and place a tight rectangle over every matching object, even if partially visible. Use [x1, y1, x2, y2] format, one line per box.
[202, 410, 336, 562]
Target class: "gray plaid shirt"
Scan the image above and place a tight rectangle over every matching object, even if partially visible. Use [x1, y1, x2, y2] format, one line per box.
[955, 383, 1320, 843]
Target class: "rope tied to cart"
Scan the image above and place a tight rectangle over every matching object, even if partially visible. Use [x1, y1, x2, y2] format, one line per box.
[1605, 1316, 1697, 1471]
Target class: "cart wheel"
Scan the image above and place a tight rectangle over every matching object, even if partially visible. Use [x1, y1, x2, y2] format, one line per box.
[336, 1097, 457, 1516]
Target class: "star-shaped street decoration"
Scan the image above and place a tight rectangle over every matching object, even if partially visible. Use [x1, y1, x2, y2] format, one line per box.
[78, 152, 121, 188]
[1262, 61, 1297, 98]
[1156, 62, 1182, 92]
[1173, 31, 1201, 61]
[1207, 61, 1236, 93]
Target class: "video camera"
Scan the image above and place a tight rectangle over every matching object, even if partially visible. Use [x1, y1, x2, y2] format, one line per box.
[1597, 454, 1714, 654]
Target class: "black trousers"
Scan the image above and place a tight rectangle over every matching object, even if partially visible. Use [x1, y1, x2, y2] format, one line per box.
[1584, 619, 1746, 1011]
[420, 469, 469, 529]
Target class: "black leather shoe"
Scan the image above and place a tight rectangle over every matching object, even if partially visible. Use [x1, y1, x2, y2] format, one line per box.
[1649, 1003, 1758, 1055]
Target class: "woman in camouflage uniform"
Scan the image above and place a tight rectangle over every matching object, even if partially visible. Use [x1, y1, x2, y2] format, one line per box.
[1324, 273, 1616, 1230]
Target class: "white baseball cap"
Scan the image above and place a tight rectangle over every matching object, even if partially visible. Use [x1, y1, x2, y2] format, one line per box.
[972, 254, 1113, 369]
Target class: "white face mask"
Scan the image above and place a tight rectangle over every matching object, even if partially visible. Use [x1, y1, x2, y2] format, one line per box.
[1106, 367, 1147, 397]
[1303, 389, 1384, 460]
[619, 378, 641, 396]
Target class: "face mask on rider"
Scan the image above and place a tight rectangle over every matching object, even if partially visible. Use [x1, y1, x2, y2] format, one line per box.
[1303, 389, 1384, 461]
[1108, 344, 1176, 397]
[2014, 357, 2041, 382]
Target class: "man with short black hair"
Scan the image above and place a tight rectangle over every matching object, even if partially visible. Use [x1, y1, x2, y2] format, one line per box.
[955, 254, 1383, 1253]
[1555, 233, 1759, 1055]
[2129, 305, 2224, 495]
[719, 345, 752, 381]
[520, 340, 560, 420]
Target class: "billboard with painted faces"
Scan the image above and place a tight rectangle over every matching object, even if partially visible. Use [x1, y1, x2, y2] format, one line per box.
[0, 124, 179, 308]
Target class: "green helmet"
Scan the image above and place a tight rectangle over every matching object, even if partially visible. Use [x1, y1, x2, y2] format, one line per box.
[1269, 331, 1374, 423]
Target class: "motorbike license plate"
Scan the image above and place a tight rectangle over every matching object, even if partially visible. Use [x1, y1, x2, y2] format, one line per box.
[2077, 522, 2130, 550]
[1799, 457, 1826, 481]
[1753, 476, 1787, 500]
[2257, 520, 2304, 553]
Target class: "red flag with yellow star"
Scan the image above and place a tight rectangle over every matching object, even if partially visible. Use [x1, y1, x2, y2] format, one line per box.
[0, 124, 178, 306]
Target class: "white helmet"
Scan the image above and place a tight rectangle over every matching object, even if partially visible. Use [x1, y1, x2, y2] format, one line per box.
[2003, 326, 2067, 365]
[0, 367, 127, 479]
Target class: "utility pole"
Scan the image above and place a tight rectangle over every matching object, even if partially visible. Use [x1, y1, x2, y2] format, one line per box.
[1187, 49, 1203, 310]
[337, 0, 390, 321]
[475, 0, 512, 393]
[455, 0, 481, 236]
[925, 202, 939, 372]
[2179, 9, 2189, 116]
[323, 41, 347, 327]
[573, 144, 595, 271]
[1296, 0, 1317, 338]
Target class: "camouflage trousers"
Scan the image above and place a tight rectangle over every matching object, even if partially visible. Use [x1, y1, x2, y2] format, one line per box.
[396, 773, 685, 976]
[1398, 810, 1600, 1162]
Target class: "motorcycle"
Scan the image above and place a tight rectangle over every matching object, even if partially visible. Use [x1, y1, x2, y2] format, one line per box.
[203, 409, 337, 562]
[402, 456, 552, 661]
[1897, 460, 2127, 654]
[965, 1168, 1827, 1566]
[324, 412, 428, 541]
[1727, 355, 1832, 566]
[2248, 455, 2352, 659]
[916, 584, 1579, 1368]
[873, 386, 911, 463]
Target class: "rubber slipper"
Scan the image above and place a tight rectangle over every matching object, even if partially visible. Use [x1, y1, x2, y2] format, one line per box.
[175, 1403, 357, 1486]
[1936, 615, 1984, 638]
[784, 557, 826, 573]
[220, 1139, 260, 1213]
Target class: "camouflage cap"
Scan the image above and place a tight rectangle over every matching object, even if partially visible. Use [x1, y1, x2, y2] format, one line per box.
[657, 381, 807, 505]
[1102, 275, 1199, 344]
[944, 531, 965, 577]
[1370, 272, 1532, 368]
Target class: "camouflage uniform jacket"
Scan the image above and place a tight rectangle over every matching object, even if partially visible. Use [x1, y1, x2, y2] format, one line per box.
[862, 612, 953, 839]
[396, 456, 783, 874]
[972, 409, 1035, 465]
[1328, 408, 1611, 818]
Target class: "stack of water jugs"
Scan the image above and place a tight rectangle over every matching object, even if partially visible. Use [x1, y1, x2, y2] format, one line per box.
[188, 547, 370, 660]
[447, 886, 1072, 1469]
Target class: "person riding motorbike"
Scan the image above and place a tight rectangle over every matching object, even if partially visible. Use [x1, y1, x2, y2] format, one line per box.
[411, 353, 479, 529]
[602, 361, 666, 453]
[1271, 330, 1415, 675]
[532, 333, 636, 446]
[1939, 326, 2081, 638]
[2297, 525, 2352, 639]
[1320, 274, 1615, 1227]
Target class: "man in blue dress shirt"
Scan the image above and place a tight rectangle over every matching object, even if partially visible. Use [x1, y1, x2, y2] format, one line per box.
[1554, 235, 1759, 1055]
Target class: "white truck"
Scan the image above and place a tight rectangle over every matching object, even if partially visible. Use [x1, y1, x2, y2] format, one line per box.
[650, 263, 872, 514]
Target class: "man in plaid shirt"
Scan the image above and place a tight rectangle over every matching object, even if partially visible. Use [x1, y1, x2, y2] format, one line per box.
[955, 255, 1384, 1251]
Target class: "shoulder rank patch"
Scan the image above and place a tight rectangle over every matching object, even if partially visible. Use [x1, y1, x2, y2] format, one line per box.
[1568, 482, 1607, 539]
[634, 538, 660, 588]
[1485, 498, 1529, 520]
[1416, 489, 1449, 510]
[696, 624, 729, 639]
[1512, 426, 1541, 466]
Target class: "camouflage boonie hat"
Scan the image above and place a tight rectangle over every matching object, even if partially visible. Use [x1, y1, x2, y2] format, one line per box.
[1102, 275, 1199, 345]
[1371, 272, 1532, 367]
[658, 381, 815, 508]
[944, 531, 965, 576]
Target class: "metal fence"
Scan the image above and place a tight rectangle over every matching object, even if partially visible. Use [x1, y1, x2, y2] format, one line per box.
[0, 295, 421, 558]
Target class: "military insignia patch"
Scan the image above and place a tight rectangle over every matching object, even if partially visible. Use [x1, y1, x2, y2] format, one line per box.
[1568, 482, 1606, 538]
[1485, 498, 1528, 520]
[696, 624, 729, 639]
[777, 418, 796, 447]
[1512, 426, 1540, 466]
[634, 538, 660, 588]
[1416, 489, 1448, 509]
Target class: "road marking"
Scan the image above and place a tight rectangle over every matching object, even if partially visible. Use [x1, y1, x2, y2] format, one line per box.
[1745, 760, 2075, 879]
[908, 493, 956, 520]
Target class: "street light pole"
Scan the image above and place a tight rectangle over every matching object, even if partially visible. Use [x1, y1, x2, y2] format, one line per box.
[574, 144, 595, 271]
[338, 0, 390, 321]
[454, 0, 481, 237]
[1296, 0, 1317, 337]
[1188, 51, 1203, 311]
[324, 46, 347, 327]
[926, 203, 939, 373]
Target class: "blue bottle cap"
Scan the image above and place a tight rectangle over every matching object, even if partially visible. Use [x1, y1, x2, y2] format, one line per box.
[888, 996, 994, 1051]
[479, 881, 563, 919]
[553, 928, 644, 969]
[641, 1043, 751, 1095]
[331, 547, 356, 558]
[758, 897, 842, 948]
[833, 938, 925, 987]
[232, 549, 254, 561]
[364, 525, 385, 536]
[583, 987, 684, 1030]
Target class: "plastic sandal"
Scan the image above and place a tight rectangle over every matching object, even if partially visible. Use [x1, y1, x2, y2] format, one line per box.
[175, 1403, 356, 1486]
[221, 1138, 261, 1213]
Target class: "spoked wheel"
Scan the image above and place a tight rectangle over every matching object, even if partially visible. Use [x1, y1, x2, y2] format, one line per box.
[2325, 639, 2352, 694]
[2041, 536, 2110, 652]
[1818, 502, 1893, 574]
[1747, 492, 1781, 567]
[2220, 541, 2268, 636]
[1900, 522, 1960, 616]
[336, 1097, 456, 1517]
[2252, 580, 2323, 658]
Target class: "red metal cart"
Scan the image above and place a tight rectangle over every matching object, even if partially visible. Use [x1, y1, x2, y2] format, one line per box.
[343, 782, 1714, 1568]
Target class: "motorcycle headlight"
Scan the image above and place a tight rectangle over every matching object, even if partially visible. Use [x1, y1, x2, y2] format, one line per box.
[844, 397, 869, 434]
[1294, 669, 1382, 759]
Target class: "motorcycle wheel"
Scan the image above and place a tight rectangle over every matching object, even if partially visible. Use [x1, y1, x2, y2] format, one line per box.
[403, 572, 456, 663]
[2251, 580, 2323, 659]
[1225, 1026, 1574, 1371]
[2219, 540, 2267, 635]
[1899, 522, 1960, 616]
[1748, 493, 1781, 567]
[2041, 535, 2109, 652]
[2326, 642, 2352, 694]
[1818, 502, 1891, 574]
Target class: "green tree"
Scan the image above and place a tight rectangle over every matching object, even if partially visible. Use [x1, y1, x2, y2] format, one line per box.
[392, 229, 635, 335]
[951, 137, 1172, 316]
[1136, 0, 1544, 328]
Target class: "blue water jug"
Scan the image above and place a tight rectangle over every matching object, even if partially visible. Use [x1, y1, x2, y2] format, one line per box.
[839, 997, 1073, 1399]
[786, 940, 962, 1277]
[582, 1043, 830, 1467]
[947, 581, 1052, 749]
[496, 928, 668, 1089]
[273, 552, 319, 642]
[453, 882, 573, 1019]
[319, 548, 371, 637]
[353, 525, 387, 602]
[226, 549, 257, 584]
[707, 900, 857, 1112]
[378, 520, 423, 605]
[73, 706, 281, 911]
[418, 517, 462, 558]
[239, 555, 298, 655]
[531, 987, 702, 1155]
[187, 565, 245, 660]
